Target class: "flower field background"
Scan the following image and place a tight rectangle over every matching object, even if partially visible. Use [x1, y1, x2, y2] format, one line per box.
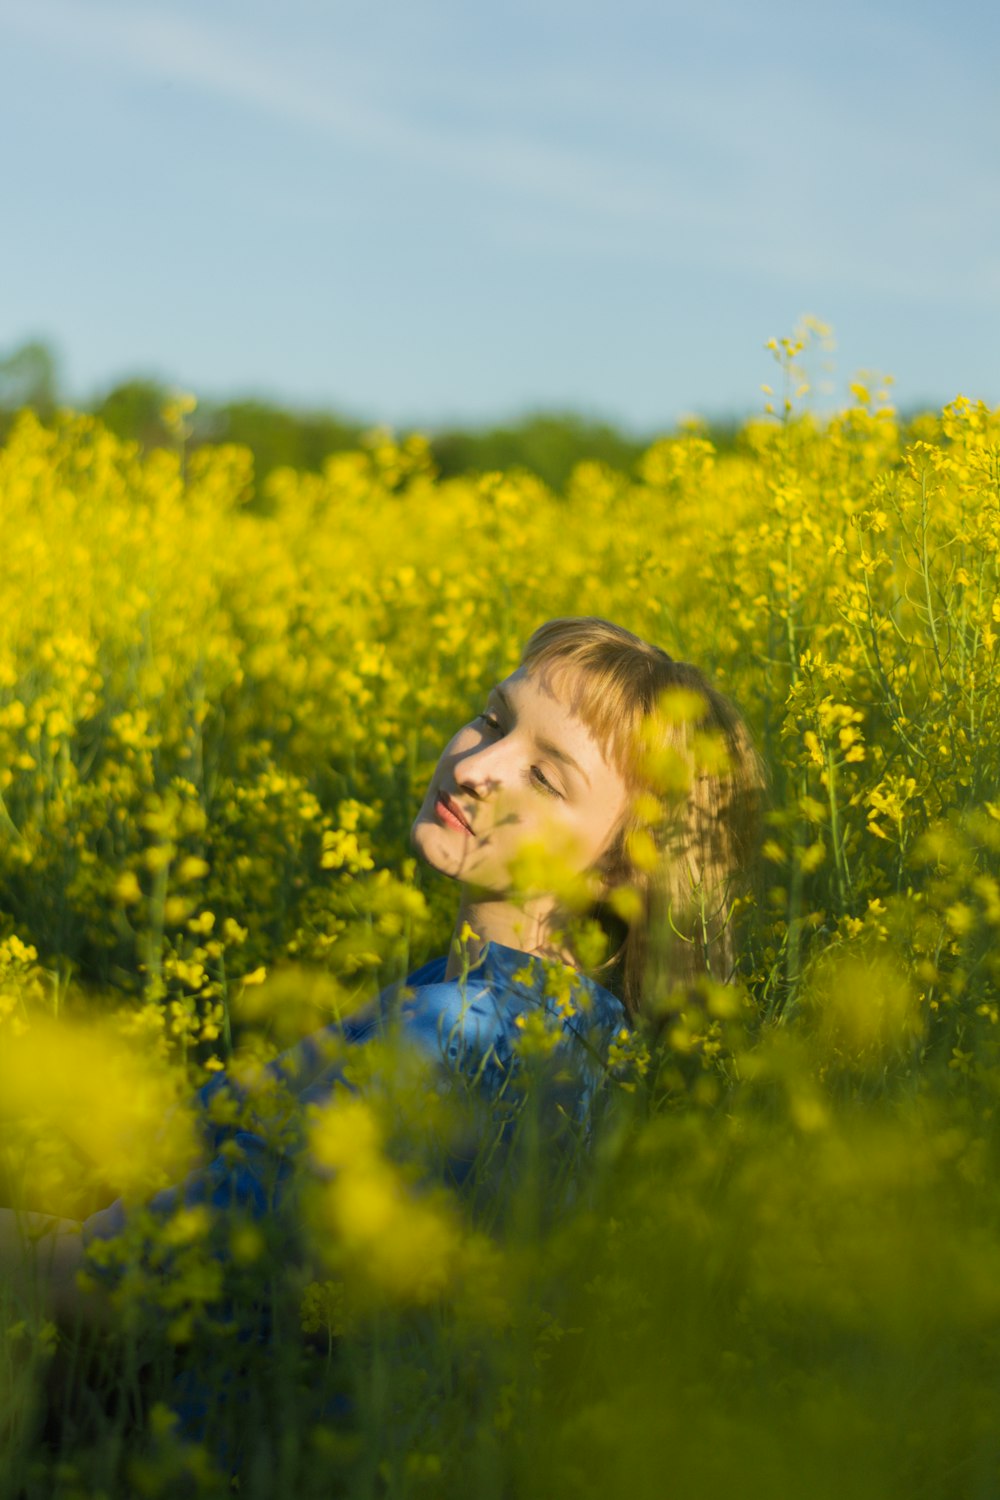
[3, 335, 1000, 1497]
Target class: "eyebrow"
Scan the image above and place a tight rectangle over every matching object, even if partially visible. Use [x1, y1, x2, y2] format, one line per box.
[491, 685, 592, 789]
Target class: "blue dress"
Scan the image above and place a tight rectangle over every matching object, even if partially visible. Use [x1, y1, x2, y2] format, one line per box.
[73, 943, 628, 1461]
[80, 940, 628, 1251]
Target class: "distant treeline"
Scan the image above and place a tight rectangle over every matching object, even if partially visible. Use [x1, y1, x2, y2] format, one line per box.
[0, 338, 745, 492]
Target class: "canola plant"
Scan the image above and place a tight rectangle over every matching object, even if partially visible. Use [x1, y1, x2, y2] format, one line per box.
[2, 336, 1000, 1497]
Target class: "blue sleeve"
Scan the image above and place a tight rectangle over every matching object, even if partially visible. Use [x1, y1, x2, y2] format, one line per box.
[81, 1133, 296, 1248]
[81, 1003, 382, 1251]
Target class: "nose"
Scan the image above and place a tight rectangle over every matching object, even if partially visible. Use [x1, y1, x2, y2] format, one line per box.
[454, 739, 506, 800]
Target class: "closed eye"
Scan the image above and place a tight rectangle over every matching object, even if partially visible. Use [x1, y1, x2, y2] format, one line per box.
[529, 766, 561, 797]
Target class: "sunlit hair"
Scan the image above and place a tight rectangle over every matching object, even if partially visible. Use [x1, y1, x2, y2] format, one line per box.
[519, 617, 765, 1022]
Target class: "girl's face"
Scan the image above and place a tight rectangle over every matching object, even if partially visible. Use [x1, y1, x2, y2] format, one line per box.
[411, 665, 631, 897]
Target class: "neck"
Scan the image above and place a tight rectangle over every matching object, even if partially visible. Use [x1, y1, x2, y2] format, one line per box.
[445, 891, 578, 980]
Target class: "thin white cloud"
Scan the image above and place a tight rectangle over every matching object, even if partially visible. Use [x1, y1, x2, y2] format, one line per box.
[1, 1, 413, 152]
[1, 0, 997, 309]
[0, 0, 717, 229]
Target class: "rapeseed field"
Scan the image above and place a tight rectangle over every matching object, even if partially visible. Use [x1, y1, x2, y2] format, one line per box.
[2, 332, 1000, 1497]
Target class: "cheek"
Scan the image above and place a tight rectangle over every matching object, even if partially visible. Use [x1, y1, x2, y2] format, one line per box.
[420, 728, 472, 804]
[434, 724, 480, 771]
[575, 800, 629, 867]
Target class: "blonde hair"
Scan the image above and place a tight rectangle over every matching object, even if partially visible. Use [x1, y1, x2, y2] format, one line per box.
[519, 618, 764, 1022]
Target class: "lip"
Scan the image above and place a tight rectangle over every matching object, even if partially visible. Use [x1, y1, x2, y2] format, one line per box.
[435, 791, 475, 835]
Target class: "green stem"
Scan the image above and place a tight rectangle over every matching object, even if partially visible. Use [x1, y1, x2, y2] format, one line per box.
[825, 744, 852, 911]
[920, 469, 946, 681]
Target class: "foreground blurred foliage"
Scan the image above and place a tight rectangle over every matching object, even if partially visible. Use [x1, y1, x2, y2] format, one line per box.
[3, 327, 1000, 1496]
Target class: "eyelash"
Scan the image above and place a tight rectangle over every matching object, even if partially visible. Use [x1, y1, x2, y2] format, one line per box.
[476, 712, 562, 798]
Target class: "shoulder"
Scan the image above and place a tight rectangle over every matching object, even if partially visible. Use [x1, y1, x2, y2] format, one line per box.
[404, 954, 448, 987]
[494, 944, 623, 1011]
[471, 945, 627, 1056]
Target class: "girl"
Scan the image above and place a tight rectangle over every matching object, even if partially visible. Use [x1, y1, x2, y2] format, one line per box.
[0, 616, 761, 1320]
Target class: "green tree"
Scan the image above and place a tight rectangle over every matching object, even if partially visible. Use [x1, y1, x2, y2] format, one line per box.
[199, 399, 363, 478]
[94, 378, 172, 449]
[0, 339, 59, 423]
[429, 411, 649, 491]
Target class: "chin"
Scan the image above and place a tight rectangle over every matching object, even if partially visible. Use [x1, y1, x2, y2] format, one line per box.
[412, 813, 502, 889]
[410, 813, 461, 880]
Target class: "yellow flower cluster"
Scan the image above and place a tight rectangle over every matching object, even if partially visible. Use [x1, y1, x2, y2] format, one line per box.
[0, 347, 997, 1067]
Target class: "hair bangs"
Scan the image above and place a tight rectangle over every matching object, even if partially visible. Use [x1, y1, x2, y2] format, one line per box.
[518, 617, 669, 782]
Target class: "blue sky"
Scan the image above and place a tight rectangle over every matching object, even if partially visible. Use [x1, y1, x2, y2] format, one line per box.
[1, 0, 997, 430]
